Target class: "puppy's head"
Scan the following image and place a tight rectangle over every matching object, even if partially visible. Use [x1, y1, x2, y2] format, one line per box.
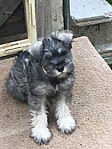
[29, 30, 74, 78]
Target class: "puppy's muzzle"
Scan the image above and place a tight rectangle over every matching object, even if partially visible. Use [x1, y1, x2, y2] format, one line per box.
[57, 66, 64, 72]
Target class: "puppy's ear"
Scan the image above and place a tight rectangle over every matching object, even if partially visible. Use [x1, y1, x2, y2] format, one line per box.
[28, 39, 43, 61]
[52, 30, 73, 46]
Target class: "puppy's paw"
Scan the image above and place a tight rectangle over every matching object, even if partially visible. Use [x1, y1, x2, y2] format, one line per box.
[57, 115, 76, 135]
[31, 126, 52, 145]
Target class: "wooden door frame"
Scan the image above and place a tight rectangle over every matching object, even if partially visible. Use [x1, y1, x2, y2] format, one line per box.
[0, 0, 37, 57]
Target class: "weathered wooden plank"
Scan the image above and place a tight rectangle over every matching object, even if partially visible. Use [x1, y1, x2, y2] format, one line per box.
[0, 0, 21, 27]
[0, 2, 27, 44]
[0, 39, 30, 57]
[0, 33, 27, 45]
[0, 0, 37, 57]
[35, 0, 64, 38]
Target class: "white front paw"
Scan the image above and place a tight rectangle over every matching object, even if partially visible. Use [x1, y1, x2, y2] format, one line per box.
[57, 116, 76, 135]
[31, 126, 52, 145]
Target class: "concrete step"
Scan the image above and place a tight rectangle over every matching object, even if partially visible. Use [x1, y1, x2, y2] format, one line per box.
[69, 0, 112, 64]
[70, 0, 112, 26]
[1, 37, 112, 148]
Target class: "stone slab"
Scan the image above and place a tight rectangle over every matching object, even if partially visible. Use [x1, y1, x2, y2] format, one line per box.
[0, 37, 112, 149]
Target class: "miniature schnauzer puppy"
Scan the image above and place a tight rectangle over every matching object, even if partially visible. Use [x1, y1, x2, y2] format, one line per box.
[6, 30, 76, 145]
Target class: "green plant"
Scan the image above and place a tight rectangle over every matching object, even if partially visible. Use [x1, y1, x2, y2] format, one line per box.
[106, 0, 112, 4]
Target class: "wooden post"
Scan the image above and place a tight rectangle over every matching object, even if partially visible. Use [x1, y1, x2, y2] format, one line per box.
[35, 0, 64, 38]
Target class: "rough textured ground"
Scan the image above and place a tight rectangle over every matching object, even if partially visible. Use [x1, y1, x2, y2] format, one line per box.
[0, 36, 112, 149]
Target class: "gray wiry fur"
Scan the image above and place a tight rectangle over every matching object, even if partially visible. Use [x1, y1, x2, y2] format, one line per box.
[6, 30, 75, 145]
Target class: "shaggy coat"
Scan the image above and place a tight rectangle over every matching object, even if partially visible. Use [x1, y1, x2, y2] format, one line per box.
[6, 30, 76, 145]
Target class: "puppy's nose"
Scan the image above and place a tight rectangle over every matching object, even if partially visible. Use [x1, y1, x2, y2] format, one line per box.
[57, 66, 64, 72]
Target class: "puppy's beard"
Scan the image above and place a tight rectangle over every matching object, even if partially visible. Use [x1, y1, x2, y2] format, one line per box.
[42, 66, 61, 77]
[62, 67, 71, 75]
[54, 70, 68, 78]
[57, 67, 69, 78]
[42, 66, 71, 78]
[55, 68, 68, 78]
[55, 70, 61, 76]
[57, 73, 66, 79]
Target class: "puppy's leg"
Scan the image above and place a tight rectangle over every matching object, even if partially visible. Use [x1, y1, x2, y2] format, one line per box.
[55, 76, 76, 134]
[55, 93, 76, 135]
[29, 97, 52, 145]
